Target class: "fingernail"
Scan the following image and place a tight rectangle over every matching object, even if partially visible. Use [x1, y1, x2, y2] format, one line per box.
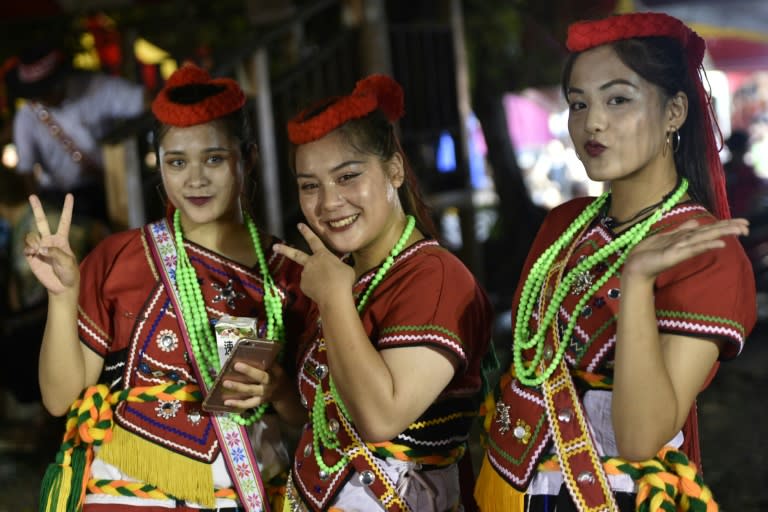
[38, 247, 48, 256]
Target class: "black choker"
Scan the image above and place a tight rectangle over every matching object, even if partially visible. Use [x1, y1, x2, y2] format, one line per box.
[601, 177, 682, 230]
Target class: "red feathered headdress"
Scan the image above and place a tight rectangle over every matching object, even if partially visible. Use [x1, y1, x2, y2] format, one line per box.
[566, 12, 730, 219]
[286, 74, 405, 145]
[151, 63, 245, 127]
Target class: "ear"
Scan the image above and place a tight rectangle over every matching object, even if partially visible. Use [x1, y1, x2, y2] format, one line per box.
[387, 152, 405, 189]
[667, 91, 688, 132]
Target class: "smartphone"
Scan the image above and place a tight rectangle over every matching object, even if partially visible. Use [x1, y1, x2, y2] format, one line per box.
[201, 337, 281, 414]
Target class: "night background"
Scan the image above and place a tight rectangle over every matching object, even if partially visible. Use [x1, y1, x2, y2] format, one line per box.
[1, 0, 766, 510]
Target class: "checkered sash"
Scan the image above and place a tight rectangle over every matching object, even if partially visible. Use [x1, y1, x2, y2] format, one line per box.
[145, 219, 270, 512]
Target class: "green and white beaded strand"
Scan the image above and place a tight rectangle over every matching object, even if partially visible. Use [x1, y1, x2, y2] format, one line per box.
[312, 215, 416, 475]
[173, 209, 285, 425]
[513, 179, 689, 387]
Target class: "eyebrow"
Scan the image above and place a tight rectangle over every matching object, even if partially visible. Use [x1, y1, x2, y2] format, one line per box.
[161, 146, 232, 156]
[567, 79, 639, 95]
[296, 159, 366, 178]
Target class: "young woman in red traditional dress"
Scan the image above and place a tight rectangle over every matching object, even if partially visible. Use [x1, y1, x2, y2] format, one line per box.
[24, 64, 310, 511]
[474, 12, 757, 512]
[272, 74, 494, 511]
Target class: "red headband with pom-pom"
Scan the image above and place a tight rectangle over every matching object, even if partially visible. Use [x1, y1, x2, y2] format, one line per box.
[286, 74, 405, 145]
[151, 63, 245, 127]
[566, 12, 730, 219]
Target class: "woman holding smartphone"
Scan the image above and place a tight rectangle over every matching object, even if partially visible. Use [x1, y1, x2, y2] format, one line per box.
[25, 64, 310, 511]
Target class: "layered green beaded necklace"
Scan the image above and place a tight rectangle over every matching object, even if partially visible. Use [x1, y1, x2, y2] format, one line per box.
[173, 209, 285, 425]
[311, 214, 416, 476]
[513, 178, 688, 387]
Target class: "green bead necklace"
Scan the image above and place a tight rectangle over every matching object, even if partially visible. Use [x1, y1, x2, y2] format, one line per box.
[173, 209, 285, 425]
[311, 215, 416, 475]
[513, 178, 689, 387]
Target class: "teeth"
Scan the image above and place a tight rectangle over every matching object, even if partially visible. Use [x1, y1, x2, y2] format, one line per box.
[329, 215, 357, 228]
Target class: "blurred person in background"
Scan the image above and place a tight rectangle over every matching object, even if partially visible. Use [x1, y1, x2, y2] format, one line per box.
[724, 129, 765, 219]
[7, 42, 146, 222]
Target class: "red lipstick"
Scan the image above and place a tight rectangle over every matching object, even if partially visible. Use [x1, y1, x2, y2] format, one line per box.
[585, 141, 606, 157]
[187, 196, 212, 206]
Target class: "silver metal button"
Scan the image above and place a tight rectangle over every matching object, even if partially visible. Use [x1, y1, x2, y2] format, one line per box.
[303, 443, 312, 457]
[557, 408, 573, 423]
[359, 470, 375, 486]
[577, 471, 595, 484]
[315, 364, 329, 380]
[328, 418, 339, 434]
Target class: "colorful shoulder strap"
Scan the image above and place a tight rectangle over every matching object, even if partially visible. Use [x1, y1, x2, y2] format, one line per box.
[539, 234, 618, 512]
[145, 218, 270, 512]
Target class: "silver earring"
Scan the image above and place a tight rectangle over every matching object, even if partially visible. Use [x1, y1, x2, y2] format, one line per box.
[672, 130, 681, 153]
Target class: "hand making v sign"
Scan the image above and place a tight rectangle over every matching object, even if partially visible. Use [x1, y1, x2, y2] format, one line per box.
[23, 193, 79, 295]
[273, 223, 355, 308]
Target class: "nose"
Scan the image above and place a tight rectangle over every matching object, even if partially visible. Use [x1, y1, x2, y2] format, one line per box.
[185, 161, 209, 187]
[318, 182, 345, 211]
[584, 104, 606, 135]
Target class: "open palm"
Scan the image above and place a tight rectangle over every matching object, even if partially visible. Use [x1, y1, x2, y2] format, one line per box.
[624, 218, 749, 280]
[23, 194, 79, 295]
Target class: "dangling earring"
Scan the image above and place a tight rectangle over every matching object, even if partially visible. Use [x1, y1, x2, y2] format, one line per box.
[671, 130, 681, 153]
[663, 128, 678, 158]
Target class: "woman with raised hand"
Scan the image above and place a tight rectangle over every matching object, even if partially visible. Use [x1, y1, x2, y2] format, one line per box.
[475, 12, 756, 512]
[273, 74, 494, 511]
[26, 64, 310, 512]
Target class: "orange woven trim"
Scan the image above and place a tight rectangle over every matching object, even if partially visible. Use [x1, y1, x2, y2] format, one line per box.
[566, 12, 705, 67]
[286, 74, 404, 145]
[151, 64, 245, 127]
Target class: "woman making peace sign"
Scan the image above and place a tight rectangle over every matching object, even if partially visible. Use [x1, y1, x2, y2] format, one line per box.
[25, 64, 310, 512]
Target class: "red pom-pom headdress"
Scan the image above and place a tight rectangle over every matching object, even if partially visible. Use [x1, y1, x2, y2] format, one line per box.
[286, 74, 405, 145]
[566, 12, 730, 219]
[151, 63, 245, 127]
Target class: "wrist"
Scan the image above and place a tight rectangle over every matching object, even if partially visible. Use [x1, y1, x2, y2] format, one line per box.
[619, 273, 655, 293]
[48, 285, 80, 304]
[620, 260, 657, 289]
[316, 287, 355, 314]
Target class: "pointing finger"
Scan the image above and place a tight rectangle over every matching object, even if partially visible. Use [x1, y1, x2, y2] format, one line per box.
[297, 223, 329, 254]
[273, 243, 310, 266]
